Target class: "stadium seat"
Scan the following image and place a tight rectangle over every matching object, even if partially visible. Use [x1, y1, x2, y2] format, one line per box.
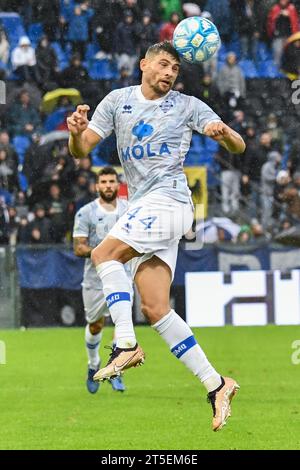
[18, 172, 28, 192]
[60, 0, 75, 21]
[0, 13, 26, 49]
[227, 38, 241, 58]
[185, 150, 201, 166]
[239, 60, 258, 79]
[12, 135, 31, 164]
[0, 60, 7, 73]
[85, 43, 100, 61]
[257, 42, 272, 61]
[50, 42, 68, 70]
[205, 137, 219, 153]
[27, 23, 44, 46]
[257, 60, 283, 78]
[218, 44, 227, 62]
[89, 59, 118, 80]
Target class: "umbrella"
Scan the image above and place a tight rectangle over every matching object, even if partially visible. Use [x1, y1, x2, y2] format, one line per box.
[39, 130, 69, 146]
[41, 88, 82, 113]
[282, 32, 300, 80]
[275, 226, 300, 247]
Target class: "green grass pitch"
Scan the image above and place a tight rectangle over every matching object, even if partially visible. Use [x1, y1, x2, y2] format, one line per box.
[0, 325, 300, 450]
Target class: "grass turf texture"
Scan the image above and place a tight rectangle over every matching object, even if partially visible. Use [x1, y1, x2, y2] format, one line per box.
[0, 325, 300, 450]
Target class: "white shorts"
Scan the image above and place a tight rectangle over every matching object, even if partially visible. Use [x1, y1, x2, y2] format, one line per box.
[82, 283, 134, 324]
[109, 193, 193, 279]
[82, 287, 108, 324]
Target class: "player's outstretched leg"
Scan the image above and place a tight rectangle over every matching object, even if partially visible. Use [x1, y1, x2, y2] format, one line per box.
[85, 321, 103, 393]
[91, 239, 145, 382]
[135, 256, 239, 431]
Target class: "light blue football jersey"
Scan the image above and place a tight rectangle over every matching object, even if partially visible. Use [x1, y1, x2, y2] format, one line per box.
[88, 86, 221, 204]
[73, 198, 128, 289]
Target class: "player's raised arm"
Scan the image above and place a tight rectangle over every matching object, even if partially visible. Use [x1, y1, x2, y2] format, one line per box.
[204, 121, 246, 154]
[67, 104, 101, 158]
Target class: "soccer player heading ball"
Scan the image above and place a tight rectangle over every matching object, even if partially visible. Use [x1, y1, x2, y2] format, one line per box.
[67, 41, 245, 431]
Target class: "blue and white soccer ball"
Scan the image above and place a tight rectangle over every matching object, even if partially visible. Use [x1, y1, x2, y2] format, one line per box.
[173, 16, 220, 64]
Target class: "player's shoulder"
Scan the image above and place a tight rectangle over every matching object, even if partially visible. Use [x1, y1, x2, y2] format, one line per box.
[105, 86, 138, 103]
[76, 199, 98, 218]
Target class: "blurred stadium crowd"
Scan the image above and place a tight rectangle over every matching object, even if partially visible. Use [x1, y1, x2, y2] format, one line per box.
[1, 0, 300, 245]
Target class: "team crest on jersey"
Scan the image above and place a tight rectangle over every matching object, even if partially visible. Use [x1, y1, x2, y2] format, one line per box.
[159, 99, 174, 113]
[132, 120, 154, 141]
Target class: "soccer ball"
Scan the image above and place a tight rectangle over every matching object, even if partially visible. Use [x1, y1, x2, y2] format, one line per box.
[173, 16, 220, 64]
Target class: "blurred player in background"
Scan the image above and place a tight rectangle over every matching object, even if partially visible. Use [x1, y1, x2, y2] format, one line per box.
[73, 166, 130, 393]
[68, 41, 245, 431]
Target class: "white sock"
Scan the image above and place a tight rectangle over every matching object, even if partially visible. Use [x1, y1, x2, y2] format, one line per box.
[152, 310, 222, 392]
[85, 324, 102, 370]
[96, 261, 136, 349]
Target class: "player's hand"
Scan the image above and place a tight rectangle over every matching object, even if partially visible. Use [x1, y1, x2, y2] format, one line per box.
[67, 104, 90, 136]
[203, 121, 231, 140]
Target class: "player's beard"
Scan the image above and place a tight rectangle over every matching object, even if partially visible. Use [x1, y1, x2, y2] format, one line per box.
[152, 80, 172, 96]
[99, 189, 118, 202]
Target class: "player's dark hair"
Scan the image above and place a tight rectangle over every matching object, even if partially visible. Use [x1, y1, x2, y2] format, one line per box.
[145, 41, 181, 62]
[98, 166, 119, 179]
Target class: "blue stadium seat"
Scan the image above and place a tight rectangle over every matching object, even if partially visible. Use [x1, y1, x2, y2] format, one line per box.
[27, 23, 44, 46]
[257, 42, 272, 61]
[89, 59, 118, 80]
[185, 150, 201, 166]
[0, 60, 7, 73]
[227, 38, 241, 58]
[64, 41, 72, 60]
[239, 60, 258, 79]
[0, 13, 26, 49]
[51, 42, 68, 70]
[257, 60, 283, 78]
[205, 137, 219, 153]
[60, 0, 75, 21]
[18, 172, 28, 192]
[85, 43, 100, 61]
[218, 44, 228, 62]
[12, 135, 31, 164]
[91, 155, 109, 166]
[217, 60, 225, 71]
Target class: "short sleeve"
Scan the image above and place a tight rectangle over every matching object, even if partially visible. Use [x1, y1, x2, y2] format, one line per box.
[88, 90, 119, 139]
[73, 207, 89, 238]
[187, 96, 221, 134]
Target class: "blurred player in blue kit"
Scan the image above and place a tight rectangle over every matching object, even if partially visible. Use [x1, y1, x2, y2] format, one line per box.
[68, 41, 245, 431]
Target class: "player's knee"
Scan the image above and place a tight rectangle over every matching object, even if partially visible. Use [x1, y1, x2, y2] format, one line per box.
[89, 320, 104, 335]
[91, 246, 110, 266]
[141, 302, 170, 324]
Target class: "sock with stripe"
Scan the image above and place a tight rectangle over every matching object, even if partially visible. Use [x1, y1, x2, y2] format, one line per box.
[85, 324, 102, 370]
[96, 260, 136, 349]
[152, 310, 222, 392]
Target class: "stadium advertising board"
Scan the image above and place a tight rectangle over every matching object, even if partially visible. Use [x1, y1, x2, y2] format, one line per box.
[186, 270, 300, 327]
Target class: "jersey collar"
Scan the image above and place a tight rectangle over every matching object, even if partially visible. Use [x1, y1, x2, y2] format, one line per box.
[135, 85, 171, 104]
